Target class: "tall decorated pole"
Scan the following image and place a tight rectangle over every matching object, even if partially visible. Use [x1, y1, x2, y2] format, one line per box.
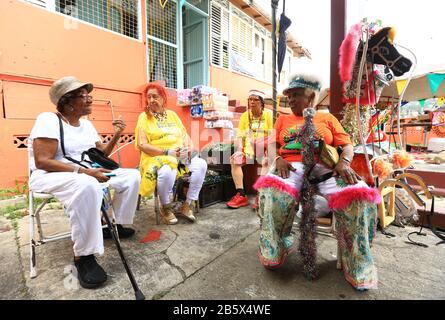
[271, 0, 279, 121]
[298, 107, 318, 280]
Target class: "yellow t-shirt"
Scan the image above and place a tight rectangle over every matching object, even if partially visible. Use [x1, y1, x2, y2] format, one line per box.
[236, 108, 274, 156]
[135, 110, 187, 151]
[237, 108, 273, 139]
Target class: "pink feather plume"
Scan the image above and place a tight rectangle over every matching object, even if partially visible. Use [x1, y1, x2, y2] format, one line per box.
[339, 22, 363, 83]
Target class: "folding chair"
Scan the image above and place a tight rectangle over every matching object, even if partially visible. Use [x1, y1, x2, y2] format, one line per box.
[28, 182, 117, 279]
[136, 187, 162, 225]
[29, 181, 145, 299]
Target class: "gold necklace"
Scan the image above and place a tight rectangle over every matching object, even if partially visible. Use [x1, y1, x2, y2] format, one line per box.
[249, 111, 263, 131]
[153, 110, 167, 123]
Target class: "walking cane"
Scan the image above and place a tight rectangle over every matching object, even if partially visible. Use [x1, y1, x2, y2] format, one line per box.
[101, 199, 145, 300]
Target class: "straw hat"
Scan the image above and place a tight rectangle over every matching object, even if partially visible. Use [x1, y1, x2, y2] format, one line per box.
[49, 76, 93, 106]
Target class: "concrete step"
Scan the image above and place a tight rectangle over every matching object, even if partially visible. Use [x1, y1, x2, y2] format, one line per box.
[234, 106, 247, 113]
[229, 100, 240, 108]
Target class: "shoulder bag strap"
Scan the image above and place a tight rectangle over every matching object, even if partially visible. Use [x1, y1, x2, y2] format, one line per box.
[55, 113, 88, 168]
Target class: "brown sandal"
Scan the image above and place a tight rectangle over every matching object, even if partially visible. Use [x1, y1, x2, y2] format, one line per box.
[160, 205, 178, 225]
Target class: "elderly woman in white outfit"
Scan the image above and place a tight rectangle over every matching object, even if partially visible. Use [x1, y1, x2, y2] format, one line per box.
[28, 76, 141, 289]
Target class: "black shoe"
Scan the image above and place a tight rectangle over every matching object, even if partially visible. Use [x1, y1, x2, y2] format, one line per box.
[103, 224, 135, 239]
[117, 224, 135, 238]
[74, 255, 107, 289]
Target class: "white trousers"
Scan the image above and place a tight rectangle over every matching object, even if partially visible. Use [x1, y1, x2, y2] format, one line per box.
[157, 156, 207, 205]
[267, 162, 368, 196]
[29, 168, 141, 257]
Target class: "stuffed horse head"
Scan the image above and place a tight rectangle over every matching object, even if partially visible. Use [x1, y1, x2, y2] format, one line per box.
[366, 27, 412, 77]
[339, 23, 412, 105]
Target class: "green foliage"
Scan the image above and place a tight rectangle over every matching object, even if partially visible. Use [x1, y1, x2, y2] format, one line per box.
[0, 188, 19, 201]
[0, 203, 27, 220]
[14, 178, 28, 195]
[0, 178, 29, 200]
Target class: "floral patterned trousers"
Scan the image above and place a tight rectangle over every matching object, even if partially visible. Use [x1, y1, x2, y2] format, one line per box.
[254, 163, 381, 290]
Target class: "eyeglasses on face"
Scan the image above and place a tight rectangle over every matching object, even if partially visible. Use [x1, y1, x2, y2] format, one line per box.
[77, 94, 93, 100]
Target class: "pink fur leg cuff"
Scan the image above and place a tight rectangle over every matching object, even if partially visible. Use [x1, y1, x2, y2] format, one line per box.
[328, 186, 381, 211]
[253, 175, 299, 199]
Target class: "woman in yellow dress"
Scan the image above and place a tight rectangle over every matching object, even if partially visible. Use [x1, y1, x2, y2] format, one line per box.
[135, 83, 207, 225]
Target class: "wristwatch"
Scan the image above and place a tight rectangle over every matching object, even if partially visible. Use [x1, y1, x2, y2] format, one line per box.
[73, 164, 81, 173]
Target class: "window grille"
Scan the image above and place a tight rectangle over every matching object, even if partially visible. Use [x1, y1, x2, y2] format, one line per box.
[146, 0, 177, 88]
[55, 0, 139, 39]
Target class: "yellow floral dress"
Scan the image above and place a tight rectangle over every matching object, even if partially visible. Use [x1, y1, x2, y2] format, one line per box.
[135, 111, 189, 197]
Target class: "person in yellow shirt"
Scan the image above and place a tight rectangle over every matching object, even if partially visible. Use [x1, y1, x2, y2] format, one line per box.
[227, 90, 274, 209]
[135, 83, 207, 225]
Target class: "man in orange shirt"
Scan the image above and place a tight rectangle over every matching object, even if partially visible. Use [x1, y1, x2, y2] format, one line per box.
[254, 72, 381, 291]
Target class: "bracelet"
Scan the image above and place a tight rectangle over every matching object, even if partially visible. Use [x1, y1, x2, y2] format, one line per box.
[341, 157, 352, 164]
[274, 156, 283, 162]
[163, 149, 169, 156]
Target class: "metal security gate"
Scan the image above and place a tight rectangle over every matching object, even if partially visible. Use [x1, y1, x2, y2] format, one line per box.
[146, 0, 178, 88]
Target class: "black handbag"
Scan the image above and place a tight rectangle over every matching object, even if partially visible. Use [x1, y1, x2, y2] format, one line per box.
[56, 113, 120, 170]
[81, 148, 119, 170]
